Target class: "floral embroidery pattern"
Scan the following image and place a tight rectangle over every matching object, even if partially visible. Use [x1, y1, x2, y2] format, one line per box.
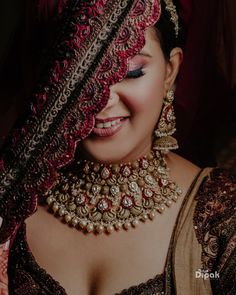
[0, 0, 160, 244]
[194, 168, 236, 272]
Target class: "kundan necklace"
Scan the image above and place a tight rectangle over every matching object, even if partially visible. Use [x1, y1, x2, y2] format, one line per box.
[44, 148, 182, 234]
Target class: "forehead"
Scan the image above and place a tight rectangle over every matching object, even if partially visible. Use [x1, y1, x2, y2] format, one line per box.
[145, 26, 159, 41]
[139, 27, 162, 56]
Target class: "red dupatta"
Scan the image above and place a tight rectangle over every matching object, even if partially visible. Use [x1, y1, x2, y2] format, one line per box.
[0, 0, 160, 243]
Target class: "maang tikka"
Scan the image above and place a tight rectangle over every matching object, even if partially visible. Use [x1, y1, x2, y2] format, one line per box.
[153, 89, 178, 153]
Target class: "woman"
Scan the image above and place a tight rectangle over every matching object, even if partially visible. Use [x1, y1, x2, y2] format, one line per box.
[0, 0, 235, 294]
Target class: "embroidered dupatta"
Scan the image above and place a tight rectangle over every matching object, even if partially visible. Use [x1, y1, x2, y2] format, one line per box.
[0, 0, 160, 293]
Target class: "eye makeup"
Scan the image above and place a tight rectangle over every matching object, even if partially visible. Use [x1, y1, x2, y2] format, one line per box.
[126, 67, 144, 79]
[126, 54, 149, 79]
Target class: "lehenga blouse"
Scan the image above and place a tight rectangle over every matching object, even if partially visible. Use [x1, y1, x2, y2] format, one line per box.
[2, 167, 235, 295]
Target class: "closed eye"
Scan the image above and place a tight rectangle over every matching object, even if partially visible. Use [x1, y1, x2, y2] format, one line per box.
[126, 67, 144, 79]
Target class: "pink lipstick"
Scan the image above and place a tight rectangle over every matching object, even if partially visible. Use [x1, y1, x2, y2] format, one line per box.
[93, 117, 128, 137]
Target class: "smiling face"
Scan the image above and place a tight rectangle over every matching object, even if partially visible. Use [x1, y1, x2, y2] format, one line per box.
[79, 28, 182, 163]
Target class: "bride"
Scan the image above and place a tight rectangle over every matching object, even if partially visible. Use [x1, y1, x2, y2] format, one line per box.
[0, 0, 235, 294]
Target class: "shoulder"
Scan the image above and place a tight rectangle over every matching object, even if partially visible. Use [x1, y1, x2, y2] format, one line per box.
[193, 168, 236, 283]
[194, 168, 236, 243]
[166, 152, 201, 198]
[167, 154, 236, 292]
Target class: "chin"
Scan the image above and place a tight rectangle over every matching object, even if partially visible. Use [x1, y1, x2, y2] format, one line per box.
[85, 149, 130, 164]
[79, 140, 134, 164]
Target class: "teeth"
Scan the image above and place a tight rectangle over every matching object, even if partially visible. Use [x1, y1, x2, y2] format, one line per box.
[111, 120, 118, 126]
[95, 118, 121, 129]
[104, 122, 111, 128]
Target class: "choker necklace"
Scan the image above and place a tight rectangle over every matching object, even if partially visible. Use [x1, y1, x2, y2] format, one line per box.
[44, 149, 182, 234]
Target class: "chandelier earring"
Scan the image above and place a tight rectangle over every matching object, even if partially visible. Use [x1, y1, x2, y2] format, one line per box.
[153, 89, 178, 153]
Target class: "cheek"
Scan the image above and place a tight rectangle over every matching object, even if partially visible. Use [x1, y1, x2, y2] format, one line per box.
[124, 75, 165, 114]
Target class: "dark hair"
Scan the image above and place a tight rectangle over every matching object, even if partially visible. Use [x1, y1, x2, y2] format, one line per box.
[155, 0, 184, 59]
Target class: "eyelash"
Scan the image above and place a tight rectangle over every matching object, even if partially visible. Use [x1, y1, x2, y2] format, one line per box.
[126, 67, 144, 79]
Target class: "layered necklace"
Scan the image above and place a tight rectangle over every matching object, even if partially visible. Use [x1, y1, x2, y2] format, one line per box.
[44, 148, 182, 234]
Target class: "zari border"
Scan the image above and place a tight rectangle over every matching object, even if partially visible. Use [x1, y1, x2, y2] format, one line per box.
[0, 0, 160, 243]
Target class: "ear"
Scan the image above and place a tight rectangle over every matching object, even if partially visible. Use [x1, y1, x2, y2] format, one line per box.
[164, 47, 183, 95]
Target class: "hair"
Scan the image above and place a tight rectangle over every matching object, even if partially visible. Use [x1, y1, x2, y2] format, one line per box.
[155, 0, 184, 59]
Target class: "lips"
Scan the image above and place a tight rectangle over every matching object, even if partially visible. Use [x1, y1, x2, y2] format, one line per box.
[93, 116, 128, 137]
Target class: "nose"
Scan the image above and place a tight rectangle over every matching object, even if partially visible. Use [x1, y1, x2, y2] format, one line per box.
[102, 85, 120, 110]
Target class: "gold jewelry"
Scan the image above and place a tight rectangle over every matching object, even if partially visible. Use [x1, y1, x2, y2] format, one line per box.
[154, 90, 178, 153]
[44, 148, 182, 234]
[163, 0, 179, 38]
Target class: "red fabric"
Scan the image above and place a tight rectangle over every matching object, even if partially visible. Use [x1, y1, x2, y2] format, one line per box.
[175, 0, 236, 166]
[0, 0, 160, 244]
[1, 0, 236, 168]
[37, 0, 66, 18]
[179, 0, 193, 28]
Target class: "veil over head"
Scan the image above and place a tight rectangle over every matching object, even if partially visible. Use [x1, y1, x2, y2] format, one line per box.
[0, 0, 160, 242]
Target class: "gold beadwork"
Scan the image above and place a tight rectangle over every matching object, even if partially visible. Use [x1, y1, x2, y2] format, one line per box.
[154, 90, 178, 153]
[43, 148, 182, 234]
[163, 0, 179, 38]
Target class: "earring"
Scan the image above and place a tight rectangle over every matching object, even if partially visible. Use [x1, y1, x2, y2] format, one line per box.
[153, 90, 178, 153]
